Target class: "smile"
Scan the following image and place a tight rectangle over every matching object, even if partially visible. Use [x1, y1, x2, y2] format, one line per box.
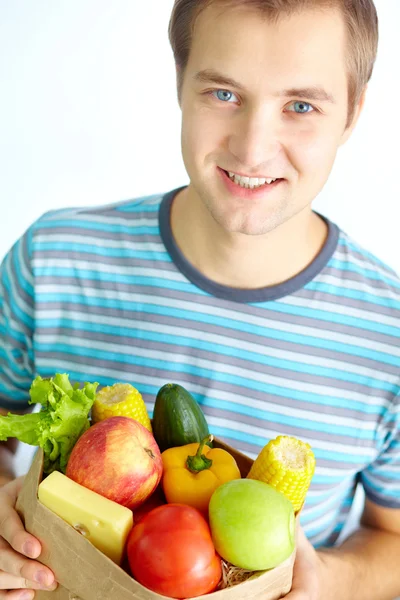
[225, 171, 280, 189]
[218, 167, 284, 198]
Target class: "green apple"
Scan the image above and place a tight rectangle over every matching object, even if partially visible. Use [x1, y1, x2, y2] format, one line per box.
[208, 478, 295, 570]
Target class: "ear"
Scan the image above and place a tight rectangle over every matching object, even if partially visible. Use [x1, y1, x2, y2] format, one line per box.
[339, 86, 368, 146]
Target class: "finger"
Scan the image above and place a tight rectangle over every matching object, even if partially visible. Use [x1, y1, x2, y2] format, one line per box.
[1, 478, 25, 505]
[0, 590, 35, 600]
[0, 570, 57, 592]
[0, 541, 55, 588]
[0, 499, 41, 560]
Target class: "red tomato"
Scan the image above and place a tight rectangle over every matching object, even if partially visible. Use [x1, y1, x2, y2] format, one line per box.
[127, 503, 222, 599]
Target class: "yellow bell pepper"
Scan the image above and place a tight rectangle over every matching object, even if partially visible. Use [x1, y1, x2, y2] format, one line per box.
[161, 435, 242, 515]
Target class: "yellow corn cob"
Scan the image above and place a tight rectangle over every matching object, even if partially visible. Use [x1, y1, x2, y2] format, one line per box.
[91, 383, 152, 432]
[247, 435, 316, 513]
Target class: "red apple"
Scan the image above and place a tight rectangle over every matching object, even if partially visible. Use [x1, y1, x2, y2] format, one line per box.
[66, 416, 163, 509]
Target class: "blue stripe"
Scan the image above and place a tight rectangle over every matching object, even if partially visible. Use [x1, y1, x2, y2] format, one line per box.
[37, 366, 147, 394]
[192, 425, 370, 464]
[2, 269, 34, 330]
[35, 295, 400, 367]
[27, 225, 34, 262]
[32, 366, 377, 459]
[331, 519, 349, 536]
[202, 397, 375, 439]
[337, 238, 399, 279]
[34, 274, 203, 294]
[116, 197, 163, 212]
[38, 260, 400, 338]
[0, 348, 29, 377]
[341, 495, 356, 508]
[189, 424, 276, 449]
[311, 473, 359, 484]
[305, 513, 343, 538]
[313, 538, 338, 549]
[34, 333, 388, 414]
[306, 522, 338, 541]
[269, 296, 400, 338]
[12, 240, 34, 299]
[304, 281, 400, 314]
[27, 346, 34, 365]
[40, 351, 381, 459]
[306, 447, 368, 464]
[362, 470, 400, 481]
[361, 477, 400, 499]
[35, 220, 159, 236]
[34, 244, 169, 260]
[303, 487, 346, 505]
[0, 381, 30, 400]
[36, 317, 396, 394]
[0, 323, 26, 345]
[300, 495, 346, 525]
[327, 256, 400, 290]
[363, 489, 400, 509]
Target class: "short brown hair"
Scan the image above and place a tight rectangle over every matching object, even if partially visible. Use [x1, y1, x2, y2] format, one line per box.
[168, 0, 379, 127]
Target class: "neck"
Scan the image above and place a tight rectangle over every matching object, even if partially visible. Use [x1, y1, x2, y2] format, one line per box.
[170, 186, 328, 290]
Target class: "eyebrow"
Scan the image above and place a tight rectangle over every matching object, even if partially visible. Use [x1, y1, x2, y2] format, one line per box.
[193, 69, 336, 104]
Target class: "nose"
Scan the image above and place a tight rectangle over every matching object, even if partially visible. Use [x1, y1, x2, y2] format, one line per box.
[228, 105, 281, 170]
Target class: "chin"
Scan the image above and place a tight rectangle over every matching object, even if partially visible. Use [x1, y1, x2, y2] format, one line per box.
[210, 210, 279, 236]
[207, 200, 286, 236]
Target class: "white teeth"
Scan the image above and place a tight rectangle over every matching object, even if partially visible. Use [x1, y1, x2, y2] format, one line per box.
[228, 171, 277, 189]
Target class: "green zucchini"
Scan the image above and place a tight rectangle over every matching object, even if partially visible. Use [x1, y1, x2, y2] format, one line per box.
[152, 383, 210, 452]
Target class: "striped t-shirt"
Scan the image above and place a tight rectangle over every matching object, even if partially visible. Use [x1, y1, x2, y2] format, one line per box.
[1, 187, 400, 548]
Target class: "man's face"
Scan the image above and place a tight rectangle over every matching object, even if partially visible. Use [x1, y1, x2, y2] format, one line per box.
[179, 4, 360, 236]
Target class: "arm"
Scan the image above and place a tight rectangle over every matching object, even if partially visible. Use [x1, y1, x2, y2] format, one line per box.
[287, 499, 400, 600]
[0, 232, 58, 594]
[0, 229, 36, 487]
[287, 385, 400, 600]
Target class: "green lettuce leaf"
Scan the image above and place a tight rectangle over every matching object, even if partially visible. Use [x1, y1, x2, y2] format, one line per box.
[0, 373, 98, 474]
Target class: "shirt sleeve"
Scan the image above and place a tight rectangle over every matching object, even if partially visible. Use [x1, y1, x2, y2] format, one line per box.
[360, 392, 400, 508]
[0, 227, 35, 410]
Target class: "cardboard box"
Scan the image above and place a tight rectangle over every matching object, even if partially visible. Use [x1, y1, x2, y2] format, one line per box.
[16, 439, 295, 600]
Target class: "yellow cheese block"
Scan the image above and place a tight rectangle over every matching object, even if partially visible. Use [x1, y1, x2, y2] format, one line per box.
[38, 471, 134, 565]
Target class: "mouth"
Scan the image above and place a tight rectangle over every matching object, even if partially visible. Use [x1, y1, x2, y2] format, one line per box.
[224, 169, 283, 189]
[218, 167, 284, 196]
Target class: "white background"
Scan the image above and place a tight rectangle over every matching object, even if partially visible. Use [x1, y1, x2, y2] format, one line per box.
[0, 0, 399, 272]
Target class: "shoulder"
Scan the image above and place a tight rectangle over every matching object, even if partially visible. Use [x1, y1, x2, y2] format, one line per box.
[11, 192, 166, 269]
[31, 192, 165, 233]
[24, 192, 166, 257]
[328, 226, 400, 309]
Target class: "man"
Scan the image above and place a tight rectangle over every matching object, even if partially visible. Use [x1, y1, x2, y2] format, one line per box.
[1, 0, 399, 598]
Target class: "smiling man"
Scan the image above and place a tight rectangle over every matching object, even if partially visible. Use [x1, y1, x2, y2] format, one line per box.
[1, 1, 400, 599]
[171, 2, 360, 291]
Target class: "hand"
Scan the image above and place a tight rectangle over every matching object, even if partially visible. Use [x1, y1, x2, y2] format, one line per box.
[0, 477, 57, 599]
[284, 526, 322, 600]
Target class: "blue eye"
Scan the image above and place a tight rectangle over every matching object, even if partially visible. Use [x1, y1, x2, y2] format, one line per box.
[213, 89, 238, 103]
[287, 101, 314, 114]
